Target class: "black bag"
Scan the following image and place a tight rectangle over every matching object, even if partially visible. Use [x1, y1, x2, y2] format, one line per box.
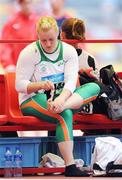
[100, 65, 122, 120]
[100, 64, 122, 98]
[79, 64, 122, 119]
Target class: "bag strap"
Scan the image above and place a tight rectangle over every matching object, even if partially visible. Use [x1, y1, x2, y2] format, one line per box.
[100, 65, 115, 85]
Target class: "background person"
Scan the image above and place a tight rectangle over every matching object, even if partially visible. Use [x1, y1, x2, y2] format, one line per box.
[49, 0, 72, 29]
[0, 0, 38, 72]
[60, 18, 100, 81]
[16, 16, 100, 176]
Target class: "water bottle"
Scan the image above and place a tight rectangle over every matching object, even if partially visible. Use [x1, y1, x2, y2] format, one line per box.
[4, 147, 13, 177]
[14, 147, 23, 177]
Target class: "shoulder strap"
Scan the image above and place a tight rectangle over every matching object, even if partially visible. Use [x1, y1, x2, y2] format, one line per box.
[88, 56, 96, 71]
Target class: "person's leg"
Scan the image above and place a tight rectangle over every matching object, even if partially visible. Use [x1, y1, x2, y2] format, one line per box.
[20, 93, 89, 176]
[56, 109, 74, 166]
[57, 110, 89, 177]
[63, 82, 100, 110]
[58, 141, 74, 165]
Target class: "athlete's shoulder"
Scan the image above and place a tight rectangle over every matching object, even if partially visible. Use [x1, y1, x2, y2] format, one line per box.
[61, 41, 78, 61]
[19, 41, 39, 57]
[62, 41, 77, 51]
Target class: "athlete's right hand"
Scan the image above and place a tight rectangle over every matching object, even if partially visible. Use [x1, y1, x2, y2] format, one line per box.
[41, 80, 54, 91]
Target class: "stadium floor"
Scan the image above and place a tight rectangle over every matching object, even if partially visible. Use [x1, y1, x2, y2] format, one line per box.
[3, 175, 121, 179]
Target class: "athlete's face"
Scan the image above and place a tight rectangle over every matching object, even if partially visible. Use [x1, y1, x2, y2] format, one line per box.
[20, 0, 33, 15]
[38, 28, 58, 53]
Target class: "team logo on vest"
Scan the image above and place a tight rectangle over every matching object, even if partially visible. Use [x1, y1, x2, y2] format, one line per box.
[57, 60, 64, 67]
[40, 66, 46, 73]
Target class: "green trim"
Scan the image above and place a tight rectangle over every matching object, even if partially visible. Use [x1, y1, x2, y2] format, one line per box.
[35, 41, 41, 65]
[36, 40, 63, 64]
[41, 41, 60, 54]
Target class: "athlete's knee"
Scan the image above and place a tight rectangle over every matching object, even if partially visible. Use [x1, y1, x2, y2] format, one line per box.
[60, 109, 73, 122]
[89, 82, 101, 95]
[56, 109, 73, 142]
[74, 82, 100, 100]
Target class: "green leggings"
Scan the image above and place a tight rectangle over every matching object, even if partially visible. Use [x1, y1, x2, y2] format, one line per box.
[20, 82, 100, 142]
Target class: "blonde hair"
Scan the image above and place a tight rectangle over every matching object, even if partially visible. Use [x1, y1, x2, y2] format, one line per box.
[36, 16, 59, 34]
[61, 18, 85, 40]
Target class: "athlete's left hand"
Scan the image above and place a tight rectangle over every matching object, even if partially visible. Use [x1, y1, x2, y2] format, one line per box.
[47, 97, 65, 113]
